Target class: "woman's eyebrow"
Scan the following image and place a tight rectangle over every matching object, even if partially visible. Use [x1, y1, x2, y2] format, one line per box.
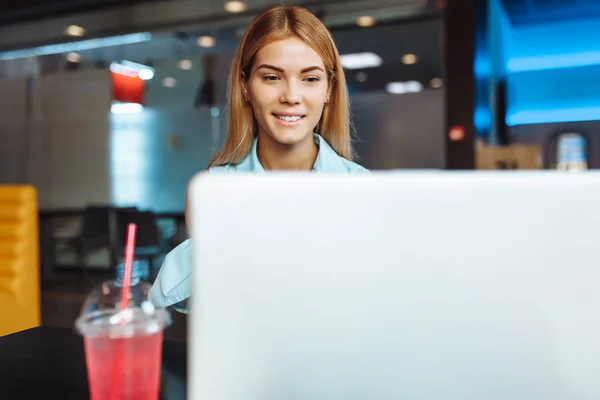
[301, 66, 325, 73]
[256, 64, 284, 72]
[255, 64, 325, 74]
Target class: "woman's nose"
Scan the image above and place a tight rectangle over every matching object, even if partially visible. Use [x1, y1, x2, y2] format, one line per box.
[279, 81, 302, 105]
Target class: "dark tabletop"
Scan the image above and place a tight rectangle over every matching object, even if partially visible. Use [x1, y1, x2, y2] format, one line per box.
[0, 326, 187, 399]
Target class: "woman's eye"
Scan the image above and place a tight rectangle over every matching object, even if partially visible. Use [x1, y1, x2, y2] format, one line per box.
[263, 75, 279, 81]
[305, 76, 320, 83]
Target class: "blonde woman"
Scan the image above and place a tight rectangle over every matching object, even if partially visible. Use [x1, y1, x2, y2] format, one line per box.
[150, 5, 367, 312]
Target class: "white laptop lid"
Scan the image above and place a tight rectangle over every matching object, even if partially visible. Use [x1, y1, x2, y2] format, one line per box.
[188, 171, 600, 400]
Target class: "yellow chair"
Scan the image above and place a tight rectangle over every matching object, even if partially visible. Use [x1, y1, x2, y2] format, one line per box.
[0, 185, 40, 336]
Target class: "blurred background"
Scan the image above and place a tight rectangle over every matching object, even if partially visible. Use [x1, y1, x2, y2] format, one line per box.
[0, 0, 597, 340]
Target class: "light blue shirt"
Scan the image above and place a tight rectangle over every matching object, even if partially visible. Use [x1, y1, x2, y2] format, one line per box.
[149, 134, 367, 312]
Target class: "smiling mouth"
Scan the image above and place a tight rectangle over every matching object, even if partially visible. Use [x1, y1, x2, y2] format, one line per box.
[273, 114, 305, 123]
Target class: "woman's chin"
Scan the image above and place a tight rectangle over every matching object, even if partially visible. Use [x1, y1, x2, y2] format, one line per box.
[265, 128, 313, 146]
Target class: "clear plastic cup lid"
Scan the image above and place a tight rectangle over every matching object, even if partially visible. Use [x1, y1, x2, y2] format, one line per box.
[75, 280, 171, 339]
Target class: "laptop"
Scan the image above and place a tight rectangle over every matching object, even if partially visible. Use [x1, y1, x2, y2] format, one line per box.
[187, 171, 600, 399]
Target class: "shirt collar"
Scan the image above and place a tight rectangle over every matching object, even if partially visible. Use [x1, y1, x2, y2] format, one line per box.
[247, 133, 344, 173]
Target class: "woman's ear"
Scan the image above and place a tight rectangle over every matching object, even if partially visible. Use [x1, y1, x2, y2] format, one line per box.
[241, 71, 250, 102]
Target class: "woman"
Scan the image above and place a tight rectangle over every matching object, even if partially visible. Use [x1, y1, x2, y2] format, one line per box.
[150, 5, 367, 312]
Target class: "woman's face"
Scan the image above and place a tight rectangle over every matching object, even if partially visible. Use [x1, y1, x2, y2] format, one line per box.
[244, 37, 330, 146]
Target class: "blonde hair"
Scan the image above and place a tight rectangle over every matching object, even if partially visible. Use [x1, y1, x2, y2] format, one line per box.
[208, 5, 354, 167]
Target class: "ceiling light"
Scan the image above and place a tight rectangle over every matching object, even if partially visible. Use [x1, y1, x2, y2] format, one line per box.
[386, 81, 423, 94]
[110, 63, 137, 77]
[66, 52, 82, 63]
[356, 16, 375, 27]
[65, 25, 86, 37]
[111, 60, 155, 80]
[386, 82, 408, 94]
[0, 33, 152, 61]
[340, 52, 382, 70]
[405, 81, 423, 92]
[120, 60, 150, 70]
[122, 60, 155, 80]
[430, 77, 443, 88]
[111, 102, 143, 115]
[402, 54, 418, 65]
[138, 69, 154, 80]
[224, 1, 247, 13]
[162, 77, 177, 87]
[178, 59, 192, 70]
[197, 36, 216, 48]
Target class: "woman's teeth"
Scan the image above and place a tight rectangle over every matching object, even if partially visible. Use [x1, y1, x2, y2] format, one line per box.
[275, 115, 303, 122]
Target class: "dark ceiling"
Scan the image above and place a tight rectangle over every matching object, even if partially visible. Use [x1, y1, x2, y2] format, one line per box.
[37, 16, 443, 95]
[3, 0, 443, 95]
[0, 0, 161, 24]
[501, 0, 600, 26]
[334, 19, 442, 92]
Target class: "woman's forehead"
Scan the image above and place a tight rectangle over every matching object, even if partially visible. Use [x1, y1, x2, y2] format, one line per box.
[253, 37, 326, 71]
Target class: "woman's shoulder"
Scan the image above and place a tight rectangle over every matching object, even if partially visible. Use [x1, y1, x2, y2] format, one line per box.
[208, 153, 256, 173]
[338, 158, 369, 173]
[317, 152, 369, 173]
[208, 164, 237, 173]
[315, 135, 369, 173]
[208, 161, 252, 173]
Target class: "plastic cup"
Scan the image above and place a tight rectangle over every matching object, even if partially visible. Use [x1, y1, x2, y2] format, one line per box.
[75, 280, 171, 400]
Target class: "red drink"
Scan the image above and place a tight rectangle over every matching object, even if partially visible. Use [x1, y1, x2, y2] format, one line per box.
[84, 330, 163, 400]
[75, 281, 171, 400]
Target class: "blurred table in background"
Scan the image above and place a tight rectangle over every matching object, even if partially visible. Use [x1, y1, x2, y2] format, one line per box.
[475, 144, 542, 170]
[39, 208, 186, 281]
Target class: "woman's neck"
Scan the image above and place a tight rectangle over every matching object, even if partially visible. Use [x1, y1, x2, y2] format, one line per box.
[257, 131, 318, 171]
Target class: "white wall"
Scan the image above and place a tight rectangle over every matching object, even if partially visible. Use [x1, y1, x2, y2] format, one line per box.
[39, 70, 113, 208]
[353, 90, 445, 169]
[109, 105, 227, 212]
[0, 78, 27, 184]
